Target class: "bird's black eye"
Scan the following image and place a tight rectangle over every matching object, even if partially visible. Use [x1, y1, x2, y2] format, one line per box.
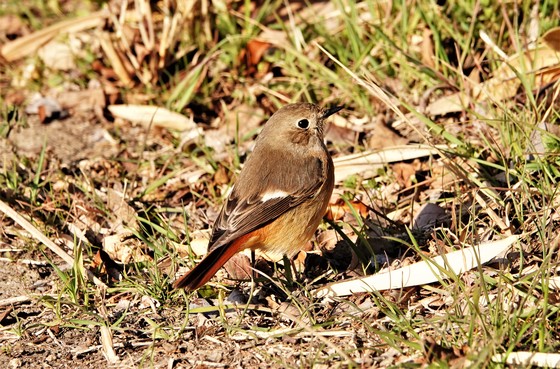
[297, 119, 310, 129]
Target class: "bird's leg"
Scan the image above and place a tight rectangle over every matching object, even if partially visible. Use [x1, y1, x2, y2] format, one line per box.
[282, 254, 294, 288]
[250, 250, 256, 278]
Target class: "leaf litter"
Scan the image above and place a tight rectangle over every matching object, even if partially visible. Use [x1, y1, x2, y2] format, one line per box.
[1, 1, 560, 368]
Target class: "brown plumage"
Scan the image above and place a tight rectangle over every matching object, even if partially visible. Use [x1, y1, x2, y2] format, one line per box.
[173, 103, 341, 291]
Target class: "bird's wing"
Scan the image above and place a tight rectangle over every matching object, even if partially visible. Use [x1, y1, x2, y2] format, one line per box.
[207, 156, 327, 252]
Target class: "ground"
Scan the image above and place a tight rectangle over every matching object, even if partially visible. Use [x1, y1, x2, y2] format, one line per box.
[1, 1, 560, 368]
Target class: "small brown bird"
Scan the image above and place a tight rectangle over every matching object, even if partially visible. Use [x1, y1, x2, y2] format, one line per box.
[173, 103, 341, 291]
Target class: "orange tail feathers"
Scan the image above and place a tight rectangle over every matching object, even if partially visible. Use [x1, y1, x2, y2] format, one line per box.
[172, 239, 245, 291]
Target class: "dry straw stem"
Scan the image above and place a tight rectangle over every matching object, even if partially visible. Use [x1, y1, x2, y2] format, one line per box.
[100, 325, 119, 364]
[0, 11, 107, 61]
[104, 0, 194, 84]
[428, 27, 560, 115]
[98, 31, 134, 87]
[0, 295, 32, 307]
[189, 304, 356, 365]
[0, 199, 107, 288]
[333, 144, 447, 183]
[313, 41, 460, 157]
[313, 42, 419, 133]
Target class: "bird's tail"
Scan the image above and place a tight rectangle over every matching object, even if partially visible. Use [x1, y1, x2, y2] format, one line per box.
[172, 241, 243, 291]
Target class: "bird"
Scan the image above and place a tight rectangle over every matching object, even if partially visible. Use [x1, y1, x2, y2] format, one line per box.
[173, 103, 342, 291]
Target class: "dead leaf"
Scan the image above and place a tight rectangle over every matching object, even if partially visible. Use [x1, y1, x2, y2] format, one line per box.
[0, 305, 13, 324]
[478, 45, 560, 102]
[223, 253, 253, 282]
[393, 162, 417, 188]
[325, 203, 347, 222]
[543, 27, 560, 52]
[255, 28, 290, 49]
[224, 104, 265, 140]
[102, 232, 151, 264]
[316, 229, 357, 272]
[423, 337, 468, 368]
[5, 91, 25, 106]
[316, 229, 340, 252]
[38, 105, 47, 123]
[243, 39, 272, 75]
[421, 28, 435, 69]
[492, 352, 560, 367]
[413, 203, 448, 229]
[108, 104, 199, 132]
[38, 41, 76, 70]
[206, 105, 265, 154]
[91, 249, 123, 282]
[175, 232, 210, 257]
[425, 93, 469, 116]
[100, 325, 119, 364]
[326, 199, 368, 222]
[98, 31, 134, 87]
[106, 188, 139, 232]
[325, 124, 358, 145]
[368, 121, 408, 150]
[213, 165, 230, 185]
[549, 276, 560, 290]
[314, 235, 519, 299]
[54, 88, 106, 112]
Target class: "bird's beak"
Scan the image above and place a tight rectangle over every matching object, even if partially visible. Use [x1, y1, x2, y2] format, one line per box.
[322, 106, 343, 119]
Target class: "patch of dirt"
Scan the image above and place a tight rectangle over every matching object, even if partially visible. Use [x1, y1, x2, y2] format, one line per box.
[0, 260, 41, 301]
[4, 113, 117, 164]
[0, 105, 411, 368]
[1, 271, 368, 368]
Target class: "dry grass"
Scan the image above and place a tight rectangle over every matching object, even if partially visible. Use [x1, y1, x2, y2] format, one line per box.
[1, 0, 560, 368]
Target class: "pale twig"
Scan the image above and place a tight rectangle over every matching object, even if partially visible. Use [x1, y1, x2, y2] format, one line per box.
[0, 200, 107, 288]
[0, 296, 32, 307]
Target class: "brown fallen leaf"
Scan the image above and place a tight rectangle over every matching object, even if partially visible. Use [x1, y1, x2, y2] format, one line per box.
[325, 123, 358, 145]
[213, 165, 230, 185]
[543, 27, 560, 52]
[421, 27, 435, 69]
[174, 232, 211, 257]
[106, 188, 139, 232]
[326, 199, 369, 222]
[393, 161, 418, 188]
[102, 232, 152, 264]
[91, 249, 123, 282]
[223, 253, 253, 282]
[333, 144, 443, 184]
[241, 39, 272, 76]
[422, 337, 468, 368]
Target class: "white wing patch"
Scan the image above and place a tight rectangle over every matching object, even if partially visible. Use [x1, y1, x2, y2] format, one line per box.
[225, 185, 234, 197]
[261, 190, 289, 202]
